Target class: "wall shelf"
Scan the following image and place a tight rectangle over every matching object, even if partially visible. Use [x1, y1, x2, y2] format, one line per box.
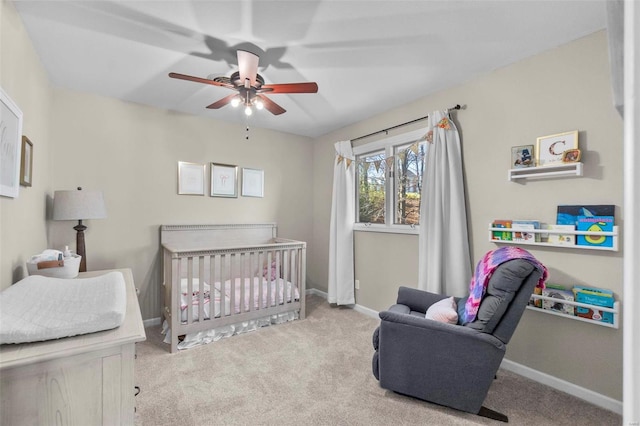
[488, 224, 619, 252]
[527, 294, 619, 329]
[508, 162, 583, 181]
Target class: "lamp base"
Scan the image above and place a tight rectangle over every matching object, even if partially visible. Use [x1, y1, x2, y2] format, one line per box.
[74, 221, 87, 272]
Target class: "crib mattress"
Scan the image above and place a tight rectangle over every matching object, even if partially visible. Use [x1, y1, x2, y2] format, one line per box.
[179, 276, 300, 322]
[0, 271, 127, 344]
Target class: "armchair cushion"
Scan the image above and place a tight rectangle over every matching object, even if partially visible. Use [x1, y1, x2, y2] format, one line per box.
[425, 296, 458, 324]
[464, 259, 535, 333]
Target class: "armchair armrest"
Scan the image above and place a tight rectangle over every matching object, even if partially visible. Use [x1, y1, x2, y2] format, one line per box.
[378, 310, 504, 350]
[396, 286, 451, 314]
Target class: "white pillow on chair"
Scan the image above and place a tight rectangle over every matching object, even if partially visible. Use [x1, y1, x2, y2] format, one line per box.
[425, 296, 459, 324]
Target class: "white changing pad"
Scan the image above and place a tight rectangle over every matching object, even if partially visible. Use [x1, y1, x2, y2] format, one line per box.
[0, 271, 127, 344]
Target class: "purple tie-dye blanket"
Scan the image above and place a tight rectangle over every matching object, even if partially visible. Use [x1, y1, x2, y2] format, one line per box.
[462, 247, 548, 324]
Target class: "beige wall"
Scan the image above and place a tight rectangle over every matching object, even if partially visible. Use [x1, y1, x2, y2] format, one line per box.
[1, 0, 625, 404]
[311, 30, 623, 400]
[0, 0, 53, 286]
[0, 0, 313, 321]
[48, 90, 313, 319]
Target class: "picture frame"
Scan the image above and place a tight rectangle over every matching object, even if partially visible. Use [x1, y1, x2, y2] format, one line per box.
[562, 148, 581, 163]
[511, 144, 534, 169]
[241, 168, 264, 198]
[0, 87, 24, 198]
[177, 161, 205, 195]
[20, 136, 33, 187]
[536, 130, 578, 167]
[210, 162, 238, 197]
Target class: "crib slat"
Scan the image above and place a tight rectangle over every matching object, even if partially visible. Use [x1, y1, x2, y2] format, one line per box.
[267, 251, 273, 308]
[187, 257, 194, 324]
[198, 256, 205, 323]
[230, 253, 236, 317]
[259, 251, 265, 310]
[240, 252, 246, 313]
[249, 251, 255, 312]
[220, 254, 226, 318]
[209, 254, 215, 321]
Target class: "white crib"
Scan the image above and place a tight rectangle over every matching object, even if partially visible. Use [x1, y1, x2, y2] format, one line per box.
[161, 223, 306, 353]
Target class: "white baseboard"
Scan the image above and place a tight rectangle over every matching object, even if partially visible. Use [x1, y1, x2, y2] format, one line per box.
[500, 359, 622, 415]
[306, 288, 328, 298]
[143, 317, 161, 328]
[306, 288, 378, 319]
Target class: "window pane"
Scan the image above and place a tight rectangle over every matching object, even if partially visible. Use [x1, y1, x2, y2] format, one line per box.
[357, 151, 386, 224]
[394, 141, 426, 225]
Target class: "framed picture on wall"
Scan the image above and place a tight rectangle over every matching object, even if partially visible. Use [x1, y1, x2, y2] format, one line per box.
[536, 130, 578, 167]
[511, 144, 534, 169]
[210, 163, 238, 197]
[20, 136, 33, 187]
[177, 161, 205, 195]
[0, 87, 24, 198]
[241, 168, 264, 198]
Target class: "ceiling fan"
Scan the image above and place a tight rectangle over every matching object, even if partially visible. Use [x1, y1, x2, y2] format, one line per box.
[169, 50, 318, 116]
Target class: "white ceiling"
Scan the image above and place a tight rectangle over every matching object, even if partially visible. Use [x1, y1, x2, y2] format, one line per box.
[12, 0, 606, 138]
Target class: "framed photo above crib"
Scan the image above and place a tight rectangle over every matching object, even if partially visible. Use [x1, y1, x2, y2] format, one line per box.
[210, 163, 238, 197]
[0, 87, 24, 198]
[536, 130, 578, 167]
[177, 161, 205, 195]
[241, 168, 264, 198]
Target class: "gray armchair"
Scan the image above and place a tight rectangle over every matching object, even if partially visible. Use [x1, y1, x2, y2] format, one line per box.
[371, 258, 544, 422]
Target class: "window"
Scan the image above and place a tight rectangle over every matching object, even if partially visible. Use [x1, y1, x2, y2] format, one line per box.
[354, 127, 429, 233]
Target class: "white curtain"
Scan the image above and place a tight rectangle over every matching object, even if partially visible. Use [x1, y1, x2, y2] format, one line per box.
[417, 110, 471, 296]
[328, 140, 355, 305]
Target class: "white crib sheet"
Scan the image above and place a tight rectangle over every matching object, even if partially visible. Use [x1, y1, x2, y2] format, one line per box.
[0, 271, 127, 344]
[179, 277, 300, 322]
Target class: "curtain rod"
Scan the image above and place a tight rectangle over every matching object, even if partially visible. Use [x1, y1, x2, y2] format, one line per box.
[351, 104, 462, 143]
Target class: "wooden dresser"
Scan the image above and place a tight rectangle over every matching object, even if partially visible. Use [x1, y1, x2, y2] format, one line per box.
[0, 268, 146, 425]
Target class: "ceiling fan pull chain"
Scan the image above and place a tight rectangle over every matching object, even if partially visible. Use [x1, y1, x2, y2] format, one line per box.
[246, 125, 250, 141]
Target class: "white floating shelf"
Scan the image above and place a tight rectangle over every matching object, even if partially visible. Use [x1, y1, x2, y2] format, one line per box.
[527, 294, 619, 329]
[508, 162, 583, 181]
[488, 224, 619, 252]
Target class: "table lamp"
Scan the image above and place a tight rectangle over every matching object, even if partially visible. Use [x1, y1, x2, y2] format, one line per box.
[53, 187, 107, 272]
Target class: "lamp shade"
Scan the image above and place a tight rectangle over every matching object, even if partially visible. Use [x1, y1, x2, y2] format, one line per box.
[53, 188, 107, 221]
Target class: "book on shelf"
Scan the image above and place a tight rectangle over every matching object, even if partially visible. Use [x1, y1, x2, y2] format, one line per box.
[556, 205, 615, 226]
[542, 224, 576, 245]
[512, 220, 540, 242]
[576, 216, 614, 248]
[491, 220, 512, 241]
[541, 284, 575, 316]
[572, 285, 614, 324]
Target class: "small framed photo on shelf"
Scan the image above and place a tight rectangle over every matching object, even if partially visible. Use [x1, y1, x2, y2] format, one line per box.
[177, 161, 205, 195]
[536, 130, 578, 167]
[562, 148, 581, 163]
[241, 168, 264, 198]
[511, 145, 534, 169]
[210, 162, 238, 198]
[20, 136, 33, 187]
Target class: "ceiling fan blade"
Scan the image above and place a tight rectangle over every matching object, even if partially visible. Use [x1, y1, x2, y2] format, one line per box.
[257, 95, 286, 115]
[206, 94, 238, 109]
[169, 72, 234, 89]
[237, 50, 259, 87]
[259, 82, 318, 94]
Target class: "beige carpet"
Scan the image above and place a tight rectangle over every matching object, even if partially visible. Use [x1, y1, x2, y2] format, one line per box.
[134, 295, 621, 425]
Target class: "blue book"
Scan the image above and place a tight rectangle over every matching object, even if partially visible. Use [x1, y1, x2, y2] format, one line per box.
[576, 215, 614, 247]
[556, 205, 614, 226]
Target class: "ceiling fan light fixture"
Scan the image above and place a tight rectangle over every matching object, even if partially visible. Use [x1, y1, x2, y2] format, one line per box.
[231, 96, 241, 108]
[244, 105, 253, 116]
[254, 99, 264, 110]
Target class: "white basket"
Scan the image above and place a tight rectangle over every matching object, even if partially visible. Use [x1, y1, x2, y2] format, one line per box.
[27, 255, 82, 279]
